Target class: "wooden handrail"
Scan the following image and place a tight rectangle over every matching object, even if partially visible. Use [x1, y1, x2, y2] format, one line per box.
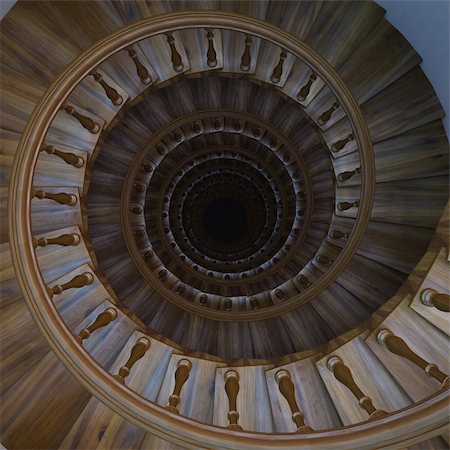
[9, 12, 397, 448]
[377, 329, 449, 388]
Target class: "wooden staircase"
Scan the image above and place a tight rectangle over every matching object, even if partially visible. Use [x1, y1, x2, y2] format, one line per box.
[1, 1, 449, 449]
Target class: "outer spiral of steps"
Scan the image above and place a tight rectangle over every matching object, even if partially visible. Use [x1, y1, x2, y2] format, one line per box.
[1, 1, 449, 449]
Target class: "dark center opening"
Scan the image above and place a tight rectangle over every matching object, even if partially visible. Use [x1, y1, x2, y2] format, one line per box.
[202, 197, 248, 243]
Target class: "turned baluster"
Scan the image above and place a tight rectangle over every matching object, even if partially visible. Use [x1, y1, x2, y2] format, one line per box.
[224, 370, 243, 431]
[337, 201, 359, 211]
[316, 255, 333, 267]
[41, 144, 84, 168]
[329, 229, 350, 240]
[275, 370, 312, 432]
[339, 167, 361, 182]
[166, 32, 184, 72]
[318, 102, 340, 125]
[90, 70, 123, 105]
[377, 329, 449, 387]
[199, 294, 208, 306]
[249, 297, 259, 309]
[224, 298, 233, 311]
[213, 118, 221, 130]
[33, 233, 80, 248]
[331, 133, 354, 153]
[421, 288, 450, 313]
[271, 49, 287, 83]
[193, 121, 201, 134]
[63, 104, 99, 133]
[47, 272, 94, 298]
[206, 28, 217, 68]
[114, 337, 151, 385]
[240, 34, 252, 71]
[131, 206, 143, 214]
[127, 47, 151, 84]
[166, 359, 192, 414]
[297, 73, 317, 101]
[74, 307, 117, 345]
[296, 274, 311, 288]
[327, 356, 387, 419]
[32, 189, 77, 206]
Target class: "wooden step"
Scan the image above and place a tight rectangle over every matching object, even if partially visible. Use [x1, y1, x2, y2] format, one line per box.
[266, 356, 341, 432]
[34, 225, 91, 284]
[50, 263, 112, 329]
[409, 247, 449, 334]
[213, 365, 274, 432]
[366, 295, 449, 402]
[316, 333, 411, 425]
[156, 353, 226, 422]
[31, 186, 83, 236]
[0, 351, 92, 450]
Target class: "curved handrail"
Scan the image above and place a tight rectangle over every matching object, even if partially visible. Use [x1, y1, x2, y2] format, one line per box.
[9, 10, 447, 449]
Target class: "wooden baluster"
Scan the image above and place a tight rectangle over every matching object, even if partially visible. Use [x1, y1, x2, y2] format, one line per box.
[47, 272, 94, 298]
[213, 118, 221, 130]
[271, 49, 287, 83]
[240, 34, 252, 71]
[74, 307, 117, 345]
[275, 370, 313, 432]
[316, 255, 333, 267]
[224, 298, 232, 311]
[33, 233, 80, 248]
[377, 329, 449, 387]
[337, 201, 359, 211]
[249, 297, 259, 309]
[339, 167, 361, 182]
[206, 28, 217, 68]
[297, 73, 317, 101]
[63, 104, 100, 133]
[327, 356, 387, 419]
[32, 189, 77, 206]
[296, 274, 311, 289]
[331, 133, 354, 153]
[127, 47, 151, 84]
[166, 32, 184, 72]
[193, 121, 201, 134]
[329, 229, 350, 240]
[90, 70, 123, 105]
[224, 370, 243, 431]
[275, 289, 286, 300]
[114, 337, 151, 385]
[41, 144, 84, 168]
[421, 288, 450, 313]
[131, 206, 143, 214]
[318, 102, 340, 125]
[166, 359, 192, 414]
[199, 294, 208, 306]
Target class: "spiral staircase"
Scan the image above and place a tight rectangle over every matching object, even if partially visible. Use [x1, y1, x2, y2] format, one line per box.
[1, 1, 449, 449]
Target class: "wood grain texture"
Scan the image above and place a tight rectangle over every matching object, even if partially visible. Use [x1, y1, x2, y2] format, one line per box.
[366, 295, 450, 402]
[316, 334, 411, 426]
[156, 354, 225, 422]
[410, 248, 450, 335]
[213, 365, 274, 432]
[266, 357, 342, 432]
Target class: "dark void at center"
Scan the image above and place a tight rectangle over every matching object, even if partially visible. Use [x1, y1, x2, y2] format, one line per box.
[202, 197, 248, 243]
